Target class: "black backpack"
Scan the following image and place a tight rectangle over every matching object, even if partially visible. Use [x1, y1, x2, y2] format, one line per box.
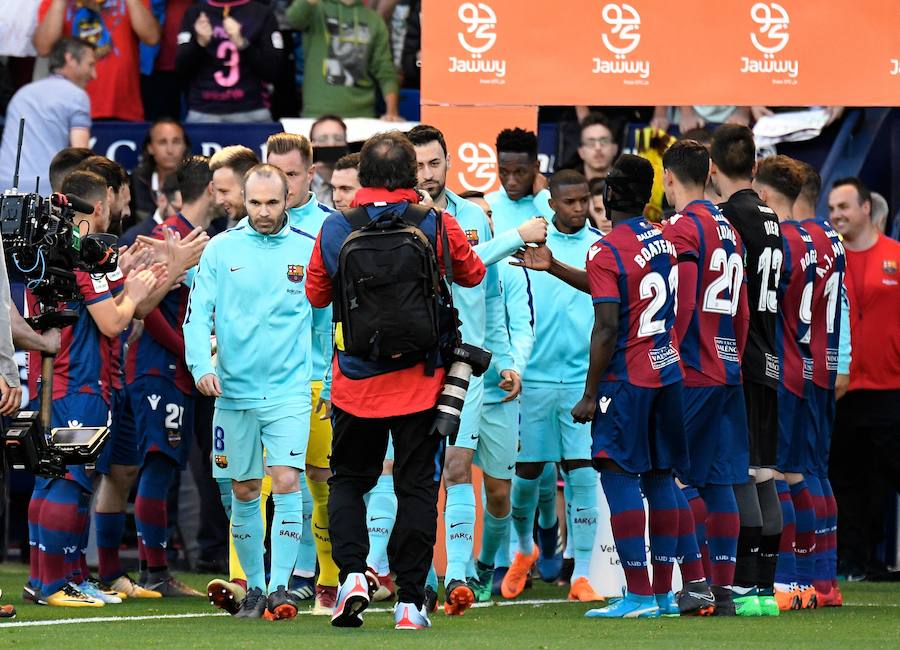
[335, 202, 457, 368]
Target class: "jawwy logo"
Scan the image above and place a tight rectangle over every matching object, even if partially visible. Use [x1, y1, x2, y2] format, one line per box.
[449, 3, 507, 82]
[592, 3, 650, 83]
[457, 142, 497, 193]
[741, 3, 798, 81]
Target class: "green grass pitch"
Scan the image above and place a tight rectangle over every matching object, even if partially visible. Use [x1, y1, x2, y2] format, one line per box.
[1, 565, 898, 648]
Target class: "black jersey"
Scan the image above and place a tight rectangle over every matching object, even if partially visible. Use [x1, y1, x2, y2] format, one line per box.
[718, 188, 783, 388]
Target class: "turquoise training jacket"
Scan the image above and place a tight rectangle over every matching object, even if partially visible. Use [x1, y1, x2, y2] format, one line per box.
[184, 217, 316, 410]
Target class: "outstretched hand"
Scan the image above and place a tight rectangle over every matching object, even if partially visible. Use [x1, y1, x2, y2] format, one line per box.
[512, 244, 553, 271]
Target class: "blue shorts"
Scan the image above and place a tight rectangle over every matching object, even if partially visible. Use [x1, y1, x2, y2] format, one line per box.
[96, 387, 140, 474]
[449, 375, 484, 450]
[776, 385, 816, 474]
[519, 384, 591, 463]
[51, 392, 110, 493]
[807, 384, 835, 478]
[131, 377, 194, 469]
[212, 398, 312, 481]
[476, 399, 519, 480]
[591, 380, 689, 475]
[680, 385, 750, 487]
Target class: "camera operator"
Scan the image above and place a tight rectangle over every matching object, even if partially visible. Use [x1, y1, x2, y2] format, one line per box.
[306, 132, 486, 630]
[24, 170, 162, 608]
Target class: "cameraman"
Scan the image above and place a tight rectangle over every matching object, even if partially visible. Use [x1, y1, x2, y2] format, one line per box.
[25, 170, 161, 608]
[306, 132, 485, 629]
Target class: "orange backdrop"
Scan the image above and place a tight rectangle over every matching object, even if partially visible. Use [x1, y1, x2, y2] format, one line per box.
[422, 0, 900, 107]
[420, 104, 538, 194]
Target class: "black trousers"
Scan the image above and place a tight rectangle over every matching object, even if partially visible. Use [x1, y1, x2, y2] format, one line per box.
[328, 404, 443, 608]
[829, 389, 900, 575]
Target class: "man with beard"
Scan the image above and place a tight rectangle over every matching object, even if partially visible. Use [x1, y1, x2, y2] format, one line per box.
[209, 146, 260, 232]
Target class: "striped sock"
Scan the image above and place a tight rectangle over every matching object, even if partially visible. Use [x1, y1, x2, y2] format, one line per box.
[789, 480, 816, 586]
[699, 484, 739, 588]
[641, 473, 678, 595]
[774, 480, 796, 586]
[600, 470, 650, 596]
[28, 481, 49, 590]
[674, 482, 705, 582]
[96, 512, 127, 583]
[38, 478, 85, 595]
[806, 475, 831, 592]
[821, 478, 839, 586]
[135, 454, 178, 572]
[684, 486, 712, 579]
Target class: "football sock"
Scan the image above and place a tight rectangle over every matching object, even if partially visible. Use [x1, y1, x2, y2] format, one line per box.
[537, 463, 558, 530]
[789, 480, 816, 586]
[600, 470, 651, 596]
[135, 454, 177, 572]
[821, 478, 838, 586]
[365, 474, 397, 576]
[96, 512, 127, 583]
[231, 494, 266, 592]
[69, 493, 91, 584]
[733, 476, 763, 589]
[568, 467, 598, 582]
[269, 491, 303, 592]
[293, 478, 316, 578]
[805, 475, 830, 593]
[774, 480, 796, 587]
[684, 486, 712, 579]
[674, 484, 705, 583]
[699, 484, 739, 588]
[485, 482, 512, 568]
[641, 473, 678, 595]
[511, 474, 540, 555]
[563, 469, 574, 559]
[38, 478, 84, 595]
[28, 481, 48, 589]
[307, 477, 339, 587]
[228, 479, 270, 583]
[444, 483, 476, 583]
[426, 564, 438, 591]
[756, 478, 783, 592]
[479, 509, 510, 568]
[217, 479, 232, 519]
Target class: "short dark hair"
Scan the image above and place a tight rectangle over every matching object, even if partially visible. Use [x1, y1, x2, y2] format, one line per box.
[77, 155, 128, 191]
[406, 124, 447, 156]
[310, 114, 347, 140]
[549, 169, 588, 197]
[796, 161, 821, 206]
[832, 176, 871, 207]
[662, 140, 710, 187]
[48, 37, 94, 73]
[680, 127, 712, 146]
[209, 145, 260, 178]
[49, 147, 94, 191]
[755, 155, 804, 202]
[160, 172, 180, 201]
[496, 128, 538, 160]
[710, 124, 755, 180]
[588, 177, 606, 197]
[60, 170, 107, 211]
[334, 152, 361, 172]
[176, 156, 213, 205]
[358, 132, 417, 191]
[458, 190, 485, 200]
[579, 112, 617, 139]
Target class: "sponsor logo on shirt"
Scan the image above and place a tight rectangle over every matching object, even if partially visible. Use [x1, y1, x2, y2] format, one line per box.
[740, 2, 799, 82]
[825, 348, 838, 371]
[449, 3, 507, 82]
[765, 352, 780, 379]
[592, 3, 650, 83]
[714, 336, 739, 363]
[648, 343, 680, 370]
[802, 357, 814, 380]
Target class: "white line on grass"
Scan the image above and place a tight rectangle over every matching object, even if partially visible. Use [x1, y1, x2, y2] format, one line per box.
[0, 598, 578, 629]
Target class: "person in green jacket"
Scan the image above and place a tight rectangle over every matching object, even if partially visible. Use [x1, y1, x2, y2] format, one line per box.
[287, 0, 403, 120]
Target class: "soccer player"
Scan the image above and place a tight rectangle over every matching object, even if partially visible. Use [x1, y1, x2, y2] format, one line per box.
[793, 164, 846, 607]
[185, 164, 316, 620]
[27, 170, 159, 607]
[124, 156, 218, 597]
[501, 170, 603, 604]
[210, 145, 260, 227]
[331, 153, 361, 211]
[751, 156, 819, 611]
[661, 140, 750, 616]
[408, 124, 532, 616]
[709, 124, 784, 616]
[578, 154, 687, 618]
[486, 128, 554, 236]
[264, 132, 339, 614]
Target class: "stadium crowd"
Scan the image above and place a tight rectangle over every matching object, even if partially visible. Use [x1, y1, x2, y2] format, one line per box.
[0, 0, 897, 633]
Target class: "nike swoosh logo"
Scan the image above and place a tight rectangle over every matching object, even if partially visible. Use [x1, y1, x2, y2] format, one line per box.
[687, 591, 716, 603]
[289, 450, 303, 456]
[232, 524, 246, 529]
[230, 267, 244, 272]
[576, 507, 591, 512]
[281, 520, 303, 525]
[449, 522, 473, 528]
[369, 517, 390, 522]
[314, 524, 328, 530]
[507, 465, 515, 470]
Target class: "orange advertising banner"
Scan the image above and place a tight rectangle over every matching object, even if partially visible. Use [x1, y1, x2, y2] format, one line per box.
[420, 104, 538, 194]
[422, 0, 900, 106]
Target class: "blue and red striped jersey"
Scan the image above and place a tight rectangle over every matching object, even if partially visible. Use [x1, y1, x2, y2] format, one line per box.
[776, 221, 817, 397]
[587, 216, 683, 388]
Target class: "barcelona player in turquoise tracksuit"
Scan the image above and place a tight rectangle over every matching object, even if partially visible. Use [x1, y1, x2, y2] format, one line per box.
[184, 165, 315, 621]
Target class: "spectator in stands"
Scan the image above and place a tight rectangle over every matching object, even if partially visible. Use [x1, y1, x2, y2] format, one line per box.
[177, 0, 283, 123]
[131, 118, 189, 224]
[651, 106, 750, 133]
[870, 191, 890, 234]
[33, 0, 160, 122]
[121, 172, 182, 247]
[310, 114, 349, 207]
[141, 0, 193, 121]
[0, 38, 94, 196]
[587, 177, 611, 234]
[330, 152, 360, 210]
[827, 177, 900, 580]
[571, 113, 619, 182]
[750, 105, 844, 126]
[286, 0, 402, 120]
